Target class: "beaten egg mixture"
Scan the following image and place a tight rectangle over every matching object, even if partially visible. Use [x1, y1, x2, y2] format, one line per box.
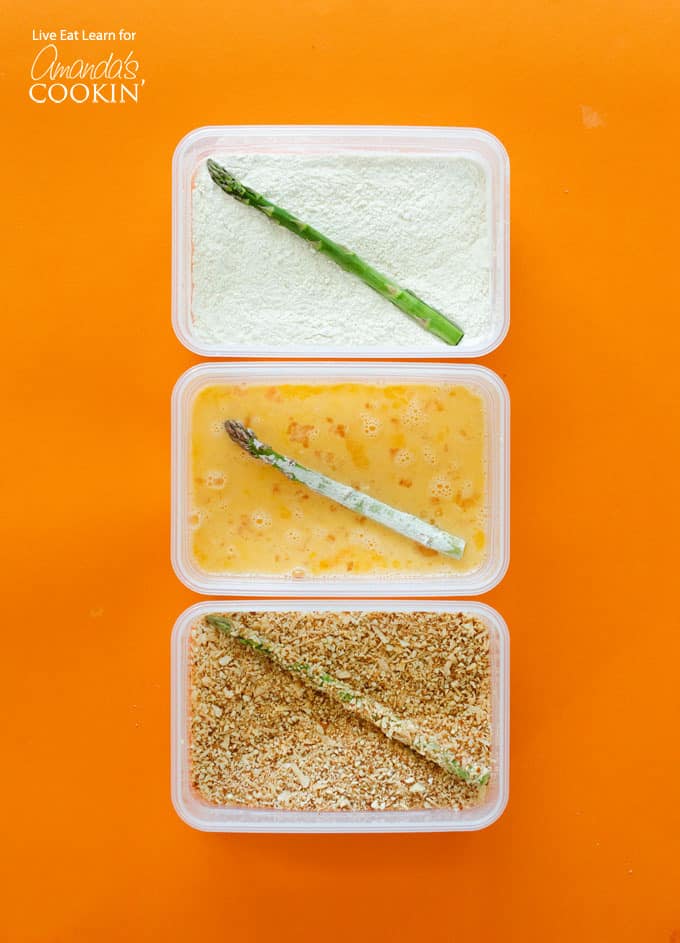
[190, 382, 487, 578]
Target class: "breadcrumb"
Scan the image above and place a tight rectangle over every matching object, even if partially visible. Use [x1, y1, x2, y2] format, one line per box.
[189, 610, 491, 812]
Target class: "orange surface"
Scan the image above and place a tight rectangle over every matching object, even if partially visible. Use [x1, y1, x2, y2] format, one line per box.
[1, 0, 679, 939]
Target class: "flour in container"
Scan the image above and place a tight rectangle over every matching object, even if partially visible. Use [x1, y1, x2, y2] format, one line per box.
[191, 153, 496, 350]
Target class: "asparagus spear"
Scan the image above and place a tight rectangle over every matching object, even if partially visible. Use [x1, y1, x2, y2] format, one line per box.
[206, 159, 464, 346]
[205, 614, 489, 786]
[225, 419, 465, 560]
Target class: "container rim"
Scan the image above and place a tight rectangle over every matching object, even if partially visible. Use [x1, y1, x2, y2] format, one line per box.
[173, 122, 510, 164]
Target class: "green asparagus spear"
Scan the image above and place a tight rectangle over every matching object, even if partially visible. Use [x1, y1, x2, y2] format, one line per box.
[224, 419, 465, 560]
[206, 159, 464, 346]
[205, 614, 489, 786]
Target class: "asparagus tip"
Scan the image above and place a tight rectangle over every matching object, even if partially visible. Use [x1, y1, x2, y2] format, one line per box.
[224, 419, 252, 451]
[206, 158, 241, 197]
[205, 613, 232, 633]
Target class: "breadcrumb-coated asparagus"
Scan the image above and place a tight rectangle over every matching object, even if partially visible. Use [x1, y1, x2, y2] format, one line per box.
[205, 614, 489, 786]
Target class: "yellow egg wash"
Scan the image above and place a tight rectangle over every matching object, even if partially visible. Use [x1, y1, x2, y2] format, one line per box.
[190, 383, 487, 578]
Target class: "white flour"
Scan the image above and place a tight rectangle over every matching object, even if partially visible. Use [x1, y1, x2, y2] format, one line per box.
[191, 153, 496, 350]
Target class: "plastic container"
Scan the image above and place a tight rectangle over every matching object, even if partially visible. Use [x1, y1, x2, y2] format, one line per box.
[171, 361, 509, 597]
[172, 124, 509, 358]
[171, 599, 509, 833]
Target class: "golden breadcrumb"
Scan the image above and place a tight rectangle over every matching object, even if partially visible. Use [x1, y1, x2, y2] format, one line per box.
[189, 610, 491, 812]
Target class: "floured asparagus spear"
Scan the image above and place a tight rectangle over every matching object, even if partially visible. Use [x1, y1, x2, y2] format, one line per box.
[205, 614, 489, 786]
[206, 159, 464, 346]
[224, 419, 465, 560]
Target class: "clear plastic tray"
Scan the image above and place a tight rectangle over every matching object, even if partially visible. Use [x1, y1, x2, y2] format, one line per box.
[171, 361, 510, 597]
[171, 599, 509, 833]
[172, 125, 509, 358]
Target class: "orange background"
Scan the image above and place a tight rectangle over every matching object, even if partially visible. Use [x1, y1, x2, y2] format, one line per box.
[1, 0, 679, 939]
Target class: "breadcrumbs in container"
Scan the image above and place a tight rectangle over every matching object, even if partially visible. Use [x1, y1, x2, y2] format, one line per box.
[172, 601, 509, 833]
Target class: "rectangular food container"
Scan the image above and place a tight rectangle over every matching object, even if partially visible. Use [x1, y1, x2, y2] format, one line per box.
[172, 124, 509, 358]
[171, 599, 509, 833]
[171, 361, 509, 597]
